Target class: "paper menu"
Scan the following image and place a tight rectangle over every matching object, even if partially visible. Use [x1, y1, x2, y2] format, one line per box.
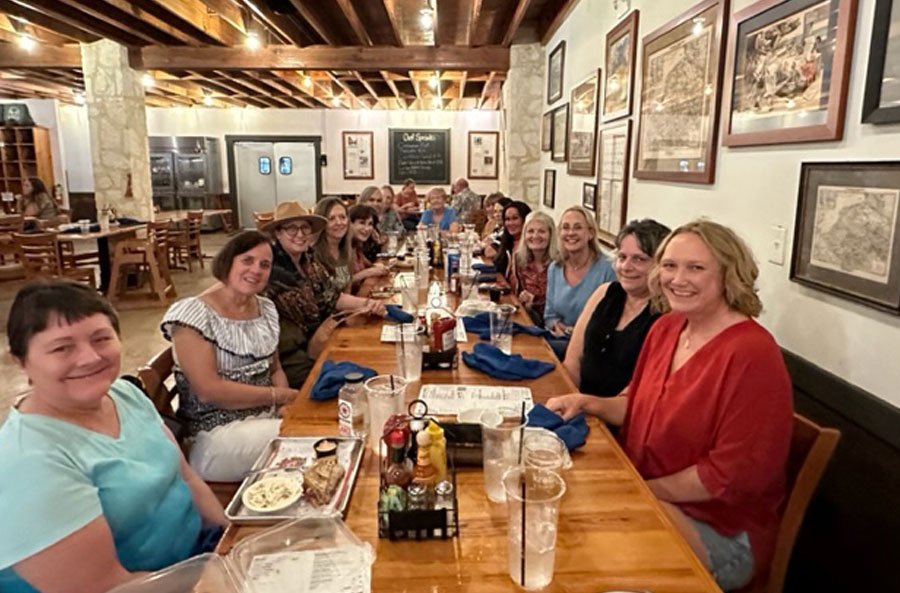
[245, 547, 370, 593]
[418, 384, 534, 416]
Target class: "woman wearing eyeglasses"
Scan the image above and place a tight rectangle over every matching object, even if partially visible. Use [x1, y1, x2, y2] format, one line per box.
[266, 202, 385, 389]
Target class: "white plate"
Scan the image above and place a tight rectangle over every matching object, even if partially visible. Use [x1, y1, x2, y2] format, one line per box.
[241, 477, 304, 513]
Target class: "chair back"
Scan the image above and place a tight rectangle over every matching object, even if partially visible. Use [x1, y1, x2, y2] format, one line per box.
[13, 232, 62, 279]
[137, 346, 176, 417]
[759, 414, 840, 593]
[186, 210, 203, 239]
[147, 220, 170, 249]
[0, 214, 24, 234]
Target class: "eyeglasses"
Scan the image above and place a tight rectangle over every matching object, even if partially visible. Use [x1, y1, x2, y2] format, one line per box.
[279, 223, 312, 236]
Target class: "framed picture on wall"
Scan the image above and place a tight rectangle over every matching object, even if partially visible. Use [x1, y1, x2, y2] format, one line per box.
[541, 111, 553, 151]
[791, 161, 900, 314]
[633, 0, 728, 185]
[551, 103, 569, 162]
[596, 120, 632, 245]
[722, 0, 858, 146]
[543, 169, 557, 208]
[582, 182, 598, 210]
[862, 0, 900, 124]
[567, 72, 600, 176]
[603, 9, 640, 122]
[342, 131, 374, 179]
[548, 41, 566, 104]
[468, 131, 499, 179]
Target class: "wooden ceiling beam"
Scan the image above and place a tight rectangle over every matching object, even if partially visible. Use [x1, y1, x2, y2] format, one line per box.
[335, 0, 372, 45]
[6, 69, 83, 92]
[436, 0, 466, 46]
[327, 72, 360, 109]
[467, 0, 483, 45]
[272, 70, 330, 107]
[353, 71, 379, 105]
[0, 0, 100, 43]
[47, 0, 183, 45]
[17, 0, 148, 46]
[198, 0, 246, 34]
[459, 70, 466, 102]
[382, 0, 404, 46]
[379, 70, 405, 109]
[233, 71, 300, 108]
[206, 75, 282, 108]
[538, 0, 579, 45]
[502, 0, 534, 46]
[286, 0, 334, 44]
[0, 13, 74, 45]
[94, 0, 210, 45]
[250, 73, 315, 108]
[0, 44, 81, 68]
[236, 0, 315, 46]
[137, 0, 245, 46]
[135, 45, 510, 71]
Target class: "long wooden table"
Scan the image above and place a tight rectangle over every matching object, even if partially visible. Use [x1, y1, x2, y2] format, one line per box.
[217, 287, 722, 593]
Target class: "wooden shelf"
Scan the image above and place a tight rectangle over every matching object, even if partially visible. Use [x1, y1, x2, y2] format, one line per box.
[0, 125, 54, 214]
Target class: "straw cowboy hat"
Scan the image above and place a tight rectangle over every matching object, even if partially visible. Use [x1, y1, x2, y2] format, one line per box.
[263, 201, 327, 234]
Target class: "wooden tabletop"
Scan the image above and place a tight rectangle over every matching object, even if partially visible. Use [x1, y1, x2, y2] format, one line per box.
[54, 224, 142, 241]
[156, 208, 231, 221]
[217, 285, 722, 593]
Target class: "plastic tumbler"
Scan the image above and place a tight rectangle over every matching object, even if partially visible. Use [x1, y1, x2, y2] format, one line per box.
[395, 324, 424, 382]
[490, 303, 517, 355]
[523, 430, 567, 473]
[503, 466, 566, 590]
[481, 407, 527, 502]
[363, 375, 408, 454]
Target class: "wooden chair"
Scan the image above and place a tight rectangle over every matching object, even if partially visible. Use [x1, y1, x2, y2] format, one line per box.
[137, 346, 240, 507]
[13, 232, 96, 288]
[253, 210, 273, 231]
[169, 210, 204, 272]
[107, 236, 174, 309]
[213, 194, 235, 234]
[740, 414, 840, 593]
[0, 214, 24, 265]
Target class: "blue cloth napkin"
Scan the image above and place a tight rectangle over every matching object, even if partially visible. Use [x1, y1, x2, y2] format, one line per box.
[462, 312, 552, 340]
[116, 217, 143, 226]
[527, 403, 589, 451]
[472, 263, 496, 273]
[461, 343, 555, 381]
[385, 304, 415, 324]
[310, 360, 377, 401]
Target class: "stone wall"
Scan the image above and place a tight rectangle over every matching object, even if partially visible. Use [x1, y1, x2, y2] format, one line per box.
[500, 43, 543, 206]
[80, 39, 152, 221]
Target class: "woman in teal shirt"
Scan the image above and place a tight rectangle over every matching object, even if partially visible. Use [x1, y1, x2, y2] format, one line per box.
[0, 281, 226, 593]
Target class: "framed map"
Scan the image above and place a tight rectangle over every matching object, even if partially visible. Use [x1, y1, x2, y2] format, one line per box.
[568, 72, 600, 176]
[543, 169, 557, 208]
[633, 0, 728, 184]
[791, 161, 900, 314]
[596, 121, 632, 246]
[468, 131, 499, 179]
[723, 0, 857, 146]
[862, 0, 900, 124]
[342, 131, 373, 179]
[603, 9, 639, 122]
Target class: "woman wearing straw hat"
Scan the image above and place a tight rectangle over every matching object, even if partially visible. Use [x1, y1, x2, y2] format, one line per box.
[265, 201, 386, 388]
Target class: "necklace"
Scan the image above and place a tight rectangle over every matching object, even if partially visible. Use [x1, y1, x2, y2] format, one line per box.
[568, 254, 592, 272]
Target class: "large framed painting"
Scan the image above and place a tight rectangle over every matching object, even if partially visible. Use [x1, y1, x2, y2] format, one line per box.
[634, 0, 728, 185]
[723, 0, 858, 146]
[862, 0, 900, 124]
[603, 9, 640, 122]
[551, 103, 569, 162]
[548, 41, 566, 104]
[541, 110, 553, 151]
[791, 161, 900, 314]
[468, 131, 499, 179]
[342, 131, 374, 179]
[567, 72, 600, 176]
[543, 169, 557, 208]
[596, 120, 632, 246]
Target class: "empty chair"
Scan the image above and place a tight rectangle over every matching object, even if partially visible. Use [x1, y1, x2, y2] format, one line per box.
[0, 214, 24, 266]
[169, 211, 204, 272]
[107, 236, 175, 309]
[13, 231, 96, 288]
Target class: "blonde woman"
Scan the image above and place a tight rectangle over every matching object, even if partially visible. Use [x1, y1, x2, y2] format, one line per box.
[543, 205, 615, 358]
[549, 220, 793, 591]
[510, 211, 559, 325]
[313, 196, 353, 293]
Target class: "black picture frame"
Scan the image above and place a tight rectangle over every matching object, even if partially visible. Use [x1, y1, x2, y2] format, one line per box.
[791, 161, 900, 314]
[551, 103, 569, 162]
[582, 182, 597, 210]
[541, 110, 553, 152]
[548, 41, 566, 104]
[862, 0, 900, 124]
[543, 169, 557, 208]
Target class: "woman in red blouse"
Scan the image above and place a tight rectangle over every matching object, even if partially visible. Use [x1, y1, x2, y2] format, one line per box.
[548, 220, 793, 591]
[510, 211, 558, 325]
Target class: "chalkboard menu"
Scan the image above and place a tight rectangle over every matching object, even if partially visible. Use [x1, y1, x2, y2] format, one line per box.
[389, 128, 450, 185]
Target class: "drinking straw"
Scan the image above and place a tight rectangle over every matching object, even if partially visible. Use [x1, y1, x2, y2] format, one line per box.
[519, 401, 526, 585]
[390, 373, 395, 390]
[398, 323, 407, 378]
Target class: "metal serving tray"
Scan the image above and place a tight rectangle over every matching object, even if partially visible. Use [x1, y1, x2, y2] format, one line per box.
[225, 436, 365, 525]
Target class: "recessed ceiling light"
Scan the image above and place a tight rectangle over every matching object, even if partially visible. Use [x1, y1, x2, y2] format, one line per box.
[17, 35, 36, 52]
[303, 74, 313, 88]
[420, 8, 434, 30]
[203, 94, 214, 106]
[431, 96, 442, 109]
[246, 32, 261, 50]
[331, 95, 342, 107]
[428, 74, 439, 90]
[73, 91, 85, 105]
[691, 17, 705, 36]
[141, 73, 155, 88]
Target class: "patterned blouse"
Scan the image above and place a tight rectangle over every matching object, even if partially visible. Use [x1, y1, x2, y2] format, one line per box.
[160, 296, 280, 435]
[510, 256, 549, 321]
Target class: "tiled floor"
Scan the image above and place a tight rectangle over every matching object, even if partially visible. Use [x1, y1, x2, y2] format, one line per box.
[0, 232, 230, 423]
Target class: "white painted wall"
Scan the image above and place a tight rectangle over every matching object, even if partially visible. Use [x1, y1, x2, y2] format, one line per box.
[0, 99, 67, 198]
[543, 0, 900, 408]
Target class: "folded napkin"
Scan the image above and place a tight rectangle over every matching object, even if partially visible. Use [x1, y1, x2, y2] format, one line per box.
[527, 403, 589, 451]
[472, 263, 496, 273]
[116, 217, 144, 226]
[310, 360, 377, 401]
[462, 312, 552, 340]
[461, 343, 555, 381]
[385, 304, 415, 324]
[61, 223, 100, 234]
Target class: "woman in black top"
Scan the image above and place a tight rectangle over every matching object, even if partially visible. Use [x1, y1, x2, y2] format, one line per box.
[564, 219, 671, 396]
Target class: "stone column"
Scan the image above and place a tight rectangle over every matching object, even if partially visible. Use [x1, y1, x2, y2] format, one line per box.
[501, 43, 543, 206]
[80, 39, 153, 221]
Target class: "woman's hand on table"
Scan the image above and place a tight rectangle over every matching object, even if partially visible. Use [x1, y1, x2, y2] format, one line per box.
[549, 321, 570, 337]
[546, 393, 591, 421]
[519, 290, 535, 308]
[273, 386, 299, 406]
[362, 298, 387, 317]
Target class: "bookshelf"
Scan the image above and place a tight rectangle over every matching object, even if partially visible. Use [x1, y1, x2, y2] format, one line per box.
[0, 126, 54, 214]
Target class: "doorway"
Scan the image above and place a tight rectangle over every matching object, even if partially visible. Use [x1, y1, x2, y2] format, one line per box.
[225, 135, 322, 228]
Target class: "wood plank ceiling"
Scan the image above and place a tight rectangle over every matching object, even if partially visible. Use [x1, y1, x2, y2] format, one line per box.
[0, 0, 573, 110]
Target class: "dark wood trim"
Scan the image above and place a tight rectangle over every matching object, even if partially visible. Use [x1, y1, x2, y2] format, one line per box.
[861, 0, 900, 124]
[601, 9, 639, 122]
[0, 45, 81, 69]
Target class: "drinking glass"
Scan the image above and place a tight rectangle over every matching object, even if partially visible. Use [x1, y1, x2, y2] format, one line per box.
[523, 431, 566, 473]
[490, 303, 517, 355]
[503, 466, 566, 590]
[395, 324, 424, 382]
[363, 375, 408, 454]
[481, 407, 527, 503]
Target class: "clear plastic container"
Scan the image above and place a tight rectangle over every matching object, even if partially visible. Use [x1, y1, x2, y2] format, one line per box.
[107, 554, 239, 593]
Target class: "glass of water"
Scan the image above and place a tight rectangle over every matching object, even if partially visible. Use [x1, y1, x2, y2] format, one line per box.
[503, 466, 566, 590]
[481, 407, 527, 503]
[490, 303, 517, 355]
[394, 324, 424, 382]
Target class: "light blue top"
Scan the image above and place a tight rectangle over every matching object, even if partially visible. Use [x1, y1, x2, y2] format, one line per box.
[419, 207, 458, 231]
[543, 256, 616, 329]
[0, 379, 201, 592]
